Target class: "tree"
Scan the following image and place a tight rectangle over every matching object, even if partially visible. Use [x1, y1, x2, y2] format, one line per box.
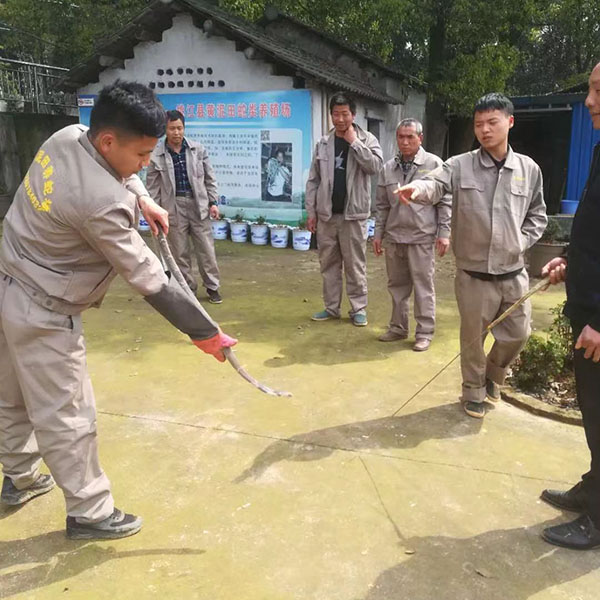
[0, 0, 148, 67]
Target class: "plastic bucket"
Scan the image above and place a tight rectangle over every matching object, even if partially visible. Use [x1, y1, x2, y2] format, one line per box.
[138, 216, 151, 232]
[250, 223, 269, 245]
[367, 218, 376, 238]
[230, 221, 248, 243]
[270, 226, 289, 248]
[560, 200, 578, 215]
[211, 220, 229, 240]
[292, 229, 312, 251]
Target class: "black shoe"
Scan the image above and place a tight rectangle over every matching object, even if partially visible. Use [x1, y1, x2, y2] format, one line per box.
[207, 289, 223, 304]
[66, 508, 143, 540]
[541, 488, 585, 512]
[463, 401, 486, 419]
[542, 515, 600, 550]
[1, 474, 56, 506]
[486, 378, 501, 402]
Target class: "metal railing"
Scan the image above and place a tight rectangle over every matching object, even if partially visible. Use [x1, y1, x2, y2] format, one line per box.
[0, 57, 77, 114]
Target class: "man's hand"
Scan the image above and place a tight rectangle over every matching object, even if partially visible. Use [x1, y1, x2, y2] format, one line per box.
[576, 325, 600, 362]
[394, 184, 419, 205]
[436, 237, 450, 258]
[138, 195, 169, 236]
[307, 217, 317, 233]
[343, 126, 357, 145]
[193, 331, 238, 362]
[209, 204, 220, 220]
[541, 256, 567, 285]
[373, 238, 383, 256]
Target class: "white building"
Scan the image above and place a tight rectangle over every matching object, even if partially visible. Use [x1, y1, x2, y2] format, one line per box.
[63, 0, 426, 223]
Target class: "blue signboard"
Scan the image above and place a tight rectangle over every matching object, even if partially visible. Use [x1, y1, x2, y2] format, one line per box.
[78, 90, 312, 224]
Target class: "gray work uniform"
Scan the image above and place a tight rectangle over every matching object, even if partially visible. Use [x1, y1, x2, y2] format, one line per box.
[375, 147, 451, 340]
[146, 137, 220, 293]
[410, 147, 547, 402]
[0, 124, 217, 522]
[305, 124, 383, 317]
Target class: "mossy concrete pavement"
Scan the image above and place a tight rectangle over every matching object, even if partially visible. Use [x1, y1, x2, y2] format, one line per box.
[1, 241, 599, 599]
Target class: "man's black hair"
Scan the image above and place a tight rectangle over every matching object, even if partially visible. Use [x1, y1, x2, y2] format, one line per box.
[89, 80, 166, 138]
[329, 91, 356, 115]
[166, 109, 185, 126]
[473, 92, 514, 117]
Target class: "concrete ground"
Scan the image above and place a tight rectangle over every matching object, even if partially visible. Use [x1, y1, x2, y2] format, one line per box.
[1, 241, 599, 599]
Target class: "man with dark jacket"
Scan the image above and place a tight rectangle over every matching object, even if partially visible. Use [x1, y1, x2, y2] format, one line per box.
[539, 62, 600, 550]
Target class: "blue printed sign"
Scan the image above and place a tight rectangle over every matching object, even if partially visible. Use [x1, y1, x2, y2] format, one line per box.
[78, 90, 312, 224]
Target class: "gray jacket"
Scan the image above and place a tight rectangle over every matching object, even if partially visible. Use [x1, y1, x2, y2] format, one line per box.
[375, 146, 451, 244]
[410, 147, 548, 274]
[146, 137, 218, 220]
[305, 124, 383, 221]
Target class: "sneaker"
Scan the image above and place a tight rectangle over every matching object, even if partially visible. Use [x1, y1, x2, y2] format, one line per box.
[413, 338, 431, 352]
[207, 289, 223, 304]
[463, 401, 486, 419]
[486, 378, 501, 402]
[378, 330, 408, 342]
[66, 508, 143, 540]
[352, 313, 368, 327]
[311, 310, 337, 321]
[1, 474, 56, 506]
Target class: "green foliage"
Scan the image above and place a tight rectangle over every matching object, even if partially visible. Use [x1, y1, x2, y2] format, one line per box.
[233, 211, 245, 223]
[511, 301, 572, 393]
[297, 218, 308, 230]
[255, 215, 267, 225]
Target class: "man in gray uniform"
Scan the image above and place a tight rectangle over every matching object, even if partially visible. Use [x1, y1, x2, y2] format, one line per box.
[0, 81, 236, 539]
[397, 93, 547, 418]
[306, 91, 383, 327]
[146, 110, 223, 304]
[374, 118, 451, 352]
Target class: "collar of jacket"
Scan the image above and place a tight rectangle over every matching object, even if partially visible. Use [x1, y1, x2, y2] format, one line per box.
[477, 145, 516, 170]
[78, 128, 124, 183]
[394, 145, 426, 168]
[157, 136, 196, 156]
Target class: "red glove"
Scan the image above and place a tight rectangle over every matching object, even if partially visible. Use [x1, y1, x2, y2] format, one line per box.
[193, 331, 238, 362]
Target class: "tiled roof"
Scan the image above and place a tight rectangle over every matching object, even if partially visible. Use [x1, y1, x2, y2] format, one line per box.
[61, 0, 415, 104]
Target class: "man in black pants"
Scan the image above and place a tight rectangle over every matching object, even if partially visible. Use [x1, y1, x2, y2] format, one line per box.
[540, 61, 600, 550]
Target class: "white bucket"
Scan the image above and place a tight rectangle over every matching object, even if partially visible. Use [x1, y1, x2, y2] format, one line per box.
[138, 216, 151, 232]
[270, 226, 289, 248]
[250, 223, 269, 245]
[211, 220, 229, 240]
[230, 221, 248, 243]
[367, 218, 376, 238]
[292, 229, 312, 251]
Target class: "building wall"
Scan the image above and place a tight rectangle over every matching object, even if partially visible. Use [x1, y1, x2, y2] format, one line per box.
[79, 14, 295, 95]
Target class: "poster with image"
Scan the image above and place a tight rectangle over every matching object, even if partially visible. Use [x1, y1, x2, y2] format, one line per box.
[78, 90, 312, 224]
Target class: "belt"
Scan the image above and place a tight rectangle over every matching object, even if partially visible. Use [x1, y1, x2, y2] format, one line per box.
[464, 268, 522, 282]
[176, 191, 194, 198]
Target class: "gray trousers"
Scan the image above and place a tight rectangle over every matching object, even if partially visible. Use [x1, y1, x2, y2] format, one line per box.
[316, 215, 368, 317]
[168, 195, 220, 293]
[0, 275, 113, 522]
[455, 269, 531, 403]
[385, 242, 435, 340]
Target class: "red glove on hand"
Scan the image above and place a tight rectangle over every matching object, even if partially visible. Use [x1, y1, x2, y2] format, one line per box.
[193, 331, 238, 362]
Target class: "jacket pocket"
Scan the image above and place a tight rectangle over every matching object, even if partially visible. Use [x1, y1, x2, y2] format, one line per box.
[458, 178, 487, 211]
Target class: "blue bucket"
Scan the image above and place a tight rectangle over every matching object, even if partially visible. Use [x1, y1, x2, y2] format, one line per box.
[560, 200, 578, 214]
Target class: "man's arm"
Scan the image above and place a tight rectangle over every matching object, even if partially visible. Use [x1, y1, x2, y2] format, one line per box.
[124, 172, 168, 236]
[396, 160, 455, 206]
[373, 170, 389, 256]
[347, 131, 383, 175]
[521, 166, 548, 249]
[201, 147, 219, 206]
[305, 144, 321, 232]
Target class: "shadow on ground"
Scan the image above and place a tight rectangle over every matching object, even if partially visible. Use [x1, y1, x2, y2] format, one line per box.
[359, 518, 598, 600]
[235, 402, 482, 482]
[0, 530, 205, 599]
